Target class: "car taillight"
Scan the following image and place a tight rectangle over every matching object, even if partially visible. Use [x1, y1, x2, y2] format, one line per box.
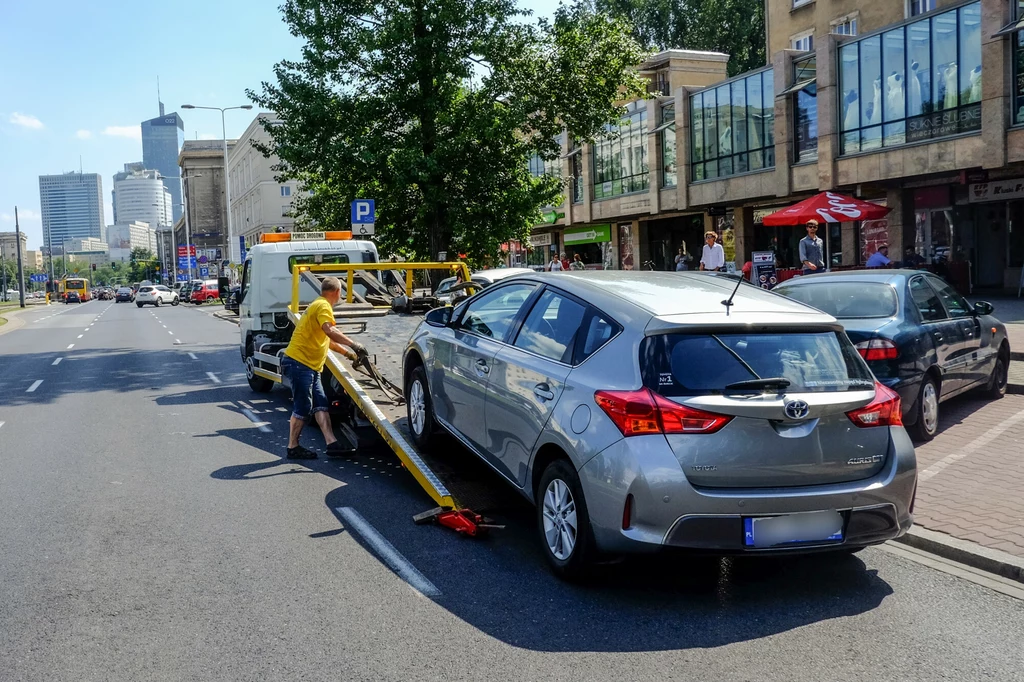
[846, 381, 903, 428]
[594, 389, 732, 437]
[855, 338, 898, 361]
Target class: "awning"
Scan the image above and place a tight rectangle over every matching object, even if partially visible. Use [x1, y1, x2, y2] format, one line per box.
[560, 147, 583, 159]
[993, 16, 1024, 37]
[651, 120, 675, 133]
[779, 77, 816, 96]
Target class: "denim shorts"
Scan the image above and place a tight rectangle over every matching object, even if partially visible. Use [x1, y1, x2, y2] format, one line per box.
[282, 356, 329, 420]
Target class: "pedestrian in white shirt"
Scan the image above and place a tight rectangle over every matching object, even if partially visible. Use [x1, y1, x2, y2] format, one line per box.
[548, 255, 563, 272]
[699, 231, 725, 271]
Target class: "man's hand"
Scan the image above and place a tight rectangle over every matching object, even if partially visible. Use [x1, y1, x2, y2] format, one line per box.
[349, 341, 368, 358]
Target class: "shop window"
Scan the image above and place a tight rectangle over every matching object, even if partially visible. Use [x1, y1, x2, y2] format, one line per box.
[789, 56, 817, 162]
[908, 0, 936, 17]
[656, 103, 677, 187]
[690, 68, 774, 181]
[1008, 2, 1024, 125]
[839, 3, 981, 155]
[593, 102, 648, 199]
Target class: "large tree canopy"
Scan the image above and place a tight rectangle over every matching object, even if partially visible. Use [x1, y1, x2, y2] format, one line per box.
[249, 0, 647, 263]
[595, 0, 765, 77]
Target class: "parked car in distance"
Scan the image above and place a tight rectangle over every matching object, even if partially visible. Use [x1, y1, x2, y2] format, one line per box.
[223, 285, 241, 313]
[773, 270, 1010, 441]
[190, 280, 222, 304]
[434, 276, 457, 306]
[404, 271, 917, 579]
[65, 291, 81, 304]
[136, 285, 179, 308]
[181, 280, 204, 303]
[115, 287, 134, 303]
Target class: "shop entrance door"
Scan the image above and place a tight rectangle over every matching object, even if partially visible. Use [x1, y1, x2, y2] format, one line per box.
[974, 204, 1007, 288]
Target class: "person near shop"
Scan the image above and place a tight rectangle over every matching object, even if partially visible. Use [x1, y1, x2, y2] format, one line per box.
[674, 244, 691, 271]
[699, 231, 725, 271]
[902, 246, 926, 268]
[548, 255, 563, 272]
[570, 253, 586, 271]
[866, 244, 892, 268]
[798, 220, 825, 276]
[560, 253, 571, 271]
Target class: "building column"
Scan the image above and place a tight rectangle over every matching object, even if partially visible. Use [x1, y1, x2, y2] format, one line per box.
[886, 188, 908, 254]
[817, 36, 840, 190]
[676, 87, 691, 212]
[771, 50, 793, 199]
[732, 206, 755, 268]
[841, 224, 857, 266]
[981, 0, 1009, 169]
[647, 99, 661, 215]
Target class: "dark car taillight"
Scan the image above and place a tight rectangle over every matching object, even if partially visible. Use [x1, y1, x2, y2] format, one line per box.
[855, 338, 898, 361]
[846, 382, 903, 428]
[594, 389, 732, 437]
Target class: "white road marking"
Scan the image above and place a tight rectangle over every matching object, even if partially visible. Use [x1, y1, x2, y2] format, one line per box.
[336, 507, 441, 598]
[174, 339, 182, 345]
[77, 335, 83, 339]
[919, 407, 1024, 481]
[67, 344, 74, 349]
[26, 380, 43, 393]
[162, 325, 166, 328]
[241, 408, 273, 433]
[84, 327, 89, 331]
[167, 331, 173, 335]
[52, 357, 62, 366]
[0, 422, 5, 429]
[206, 372, 222, 384]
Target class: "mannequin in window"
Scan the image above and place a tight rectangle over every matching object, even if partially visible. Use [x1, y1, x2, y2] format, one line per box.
[943, 63, 958, 109]
[886, 71, 905, 120]
[843, 89, 859, 130]
[968, 65, 981, 104]
[908, 61, 923, 115]
[869, 77, 882, 125]
[719, 125, 732, 157]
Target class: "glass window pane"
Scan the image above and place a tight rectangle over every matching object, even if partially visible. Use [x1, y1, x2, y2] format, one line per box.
[747, 73, 763, 152]
[796, 85, 818, 161]
[731, 79, 748, 154]
[690, 93, 704, 163]
[928, 277, 972, 318]
[884, 122, 906, 147]
[842, 130, 860, 154]
[909, 277, 947, 321]
[705, 159, 718, 179]
[457, 283, 538, 341]
[862, 125, 882, 151]
[933, 11, 958, 110]
[907, 21, 932, 117]
[1016, 32, 1024, 125]
[717, 84, 732, 161]
[762, 71, 775, 150]
[749, 149, 763, 171]
[860, 35, 881, 128]
[883, 29, 906, 123]
[704, 89, 717, 163]
[840, 44, 861, 131]
[959, 4, 982, 105]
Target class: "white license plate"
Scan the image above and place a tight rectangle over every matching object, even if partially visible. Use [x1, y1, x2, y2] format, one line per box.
[744, 511, 844, 548]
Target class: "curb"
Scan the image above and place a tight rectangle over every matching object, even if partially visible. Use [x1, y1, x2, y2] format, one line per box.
[212, 310, 239, 325]
[0, 305, 36, 337]
[894, 527, 1024, 584]
[1012, 351, 1024, 362]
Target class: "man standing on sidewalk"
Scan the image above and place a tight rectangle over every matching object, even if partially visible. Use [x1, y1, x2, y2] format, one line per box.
[282, 276, 366, 460]
[799, 220, 826, 276]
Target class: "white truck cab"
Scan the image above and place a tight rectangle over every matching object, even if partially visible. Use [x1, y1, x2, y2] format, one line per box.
[238, 232, 379, 392]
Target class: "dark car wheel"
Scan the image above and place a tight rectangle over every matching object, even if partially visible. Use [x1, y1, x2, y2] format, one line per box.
[406, 366, 436, 450]
[983, 353, 1009, 400]
[245, 355, 274, 393]
[537, 459, 596, 581]
[909, 376, 940, 442]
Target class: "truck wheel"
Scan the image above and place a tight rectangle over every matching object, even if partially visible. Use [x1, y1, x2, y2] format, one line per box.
[245, 355, 273, 393]
[406, 366, 436, 449]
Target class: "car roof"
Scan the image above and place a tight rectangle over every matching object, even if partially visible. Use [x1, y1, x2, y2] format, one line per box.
[500, 271, 836, 326]
[472, 267, 535, 283]
[773, 269, 920, 288]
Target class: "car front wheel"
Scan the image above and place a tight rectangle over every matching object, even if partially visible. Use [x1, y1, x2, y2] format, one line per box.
[136, 303, 144, 308]
[171, 297, 179, 306]
[909, 376, 939, 442]
[537, 459, 596, 581]
[406, 366, 436, 450]
[983, 353, 1009, 400]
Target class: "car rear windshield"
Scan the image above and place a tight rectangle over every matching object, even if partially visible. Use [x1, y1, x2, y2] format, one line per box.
[640, 332, 875, 396]
[140, 287, 154, 292]
[776, 282, 898, 319]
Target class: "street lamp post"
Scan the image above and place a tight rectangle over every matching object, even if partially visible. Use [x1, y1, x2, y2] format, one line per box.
[181, 103, 252, 271]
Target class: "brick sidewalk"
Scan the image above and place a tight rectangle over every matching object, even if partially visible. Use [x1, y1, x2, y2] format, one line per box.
[911, 392, 1024, 559]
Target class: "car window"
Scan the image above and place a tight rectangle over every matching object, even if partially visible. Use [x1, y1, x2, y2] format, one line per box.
[776, 282, 898, 319]
[577, 311, 618, 363]
[455, 283, 536, 341]
[140, 287, 153, 292]
[909, 277, 947, 322]
[156, 286, 170, 292]
[514, 290, 587, 363]
[435, 279, 454, 295]
[927, 277, 972, 319]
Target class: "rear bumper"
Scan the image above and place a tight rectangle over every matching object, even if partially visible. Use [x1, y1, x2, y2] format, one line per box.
[577, 427, 917, 555]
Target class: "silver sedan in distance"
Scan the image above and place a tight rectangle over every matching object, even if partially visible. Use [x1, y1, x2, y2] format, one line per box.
[403, 271, 917, 579]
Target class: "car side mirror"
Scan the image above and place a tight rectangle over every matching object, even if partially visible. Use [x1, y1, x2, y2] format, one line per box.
[973, 301, 994, 316]
[425, 306, 452, 327]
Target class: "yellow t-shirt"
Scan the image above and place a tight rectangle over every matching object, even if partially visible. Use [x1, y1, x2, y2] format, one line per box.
[284, 297, 336, 372]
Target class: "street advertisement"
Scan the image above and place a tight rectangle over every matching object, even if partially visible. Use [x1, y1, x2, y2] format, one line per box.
[859, 199, 889, 263]
[751, 251, 777, 290]
[618, 223, 634, 271]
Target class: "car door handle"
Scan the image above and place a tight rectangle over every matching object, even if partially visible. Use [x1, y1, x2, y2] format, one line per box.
[475, 359, 490, 375]
[533, 383, 555, 401]
[931, 331, 943, 343]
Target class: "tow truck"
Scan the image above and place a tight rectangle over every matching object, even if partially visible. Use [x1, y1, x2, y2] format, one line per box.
[237, 230, 499, 535]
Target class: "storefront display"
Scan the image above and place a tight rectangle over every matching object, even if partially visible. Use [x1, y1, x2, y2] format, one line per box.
[563, 224, 612, 269]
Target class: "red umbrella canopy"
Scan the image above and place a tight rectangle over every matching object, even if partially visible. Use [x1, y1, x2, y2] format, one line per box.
[762, 191, 890, 226]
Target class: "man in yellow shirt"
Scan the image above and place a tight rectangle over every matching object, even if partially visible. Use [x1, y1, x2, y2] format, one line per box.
[282, 276, 366, 459]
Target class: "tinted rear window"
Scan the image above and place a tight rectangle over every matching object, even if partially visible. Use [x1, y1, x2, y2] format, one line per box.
[641, 332, 874, 396]
[776, 282, 898, 319]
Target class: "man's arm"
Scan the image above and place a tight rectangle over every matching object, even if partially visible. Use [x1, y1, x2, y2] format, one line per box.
[322, 322, 366, 358]
[799, 238, 809, 266]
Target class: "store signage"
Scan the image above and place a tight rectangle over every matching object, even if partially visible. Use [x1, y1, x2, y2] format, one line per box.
[540, 211, 565, 225]
[707, 206, 727, 217]
[907, 102, 981, 143]
[753, 207, 785, 225]
[529, 233, 553, 247]
[563, 224, 611, 245]
[292, 231, 326, 240]
[751, 251, 777, 289]
[968, 178, 1024, 203]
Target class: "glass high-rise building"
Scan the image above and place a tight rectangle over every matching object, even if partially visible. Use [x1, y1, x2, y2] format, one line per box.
[141, 107, 185, 223]
[38, 172, 104, 255]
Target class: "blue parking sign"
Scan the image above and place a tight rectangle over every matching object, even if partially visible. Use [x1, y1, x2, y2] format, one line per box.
[351, 199, 375, 236]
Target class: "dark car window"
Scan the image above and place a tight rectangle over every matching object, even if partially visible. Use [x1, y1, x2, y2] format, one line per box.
[909, 276, 947, 322]
[928, 277, 972, 319]
[577, 311, 617, 363]
[514, 289, 587, 363]
[454, 283, 536, 341]
[776, 282, 898, 319]
[641, 332, 875, 396]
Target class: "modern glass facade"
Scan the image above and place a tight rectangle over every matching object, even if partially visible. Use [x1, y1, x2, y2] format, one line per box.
[1011, 2, 1024, 125]
[839, 2, 982, 154]
[660, 102, 677, 187]
[593, 102, 648, 199]
[690, 68, 775, 181]
[141, 112, 185, 223]
[38, 172, 105, 252]
[528, 134, 564, 178]
[792, 56, 818, 162]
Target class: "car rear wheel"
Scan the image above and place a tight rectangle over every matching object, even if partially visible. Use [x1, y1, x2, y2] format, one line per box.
[406, 366, 436, 450]
[909, 376, 939, 442]
[136, 303, 143, 308]
[155, 297, 162, 307]
[983, 353, 1009, 400]
[537, 459, 596, 581]
[245, 355, 274, 393]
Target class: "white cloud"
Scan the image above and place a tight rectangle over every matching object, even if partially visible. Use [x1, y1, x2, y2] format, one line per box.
[9, 112, 44, 129]
[75, 129, 93, 139]
[102, 125, 141, 140]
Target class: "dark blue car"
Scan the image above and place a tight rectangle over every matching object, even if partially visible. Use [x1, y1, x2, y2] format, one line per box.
[774, 270, 1010, 441]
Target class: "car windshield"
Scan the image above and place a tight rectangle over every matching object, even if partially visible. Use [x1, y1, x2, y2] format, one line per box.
[776, 282, 898, 319]
[140, 287, 153, 292]
[640, 332, 875, 396]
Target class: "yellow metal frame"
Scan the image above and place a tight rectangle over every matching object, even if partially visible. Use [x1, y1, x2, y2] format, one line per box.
[289, 261, 473, 312]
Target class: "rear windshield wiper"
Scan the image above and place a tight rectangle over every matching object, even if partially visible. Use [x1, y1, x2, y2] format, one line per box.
[724, 377, 792, 391]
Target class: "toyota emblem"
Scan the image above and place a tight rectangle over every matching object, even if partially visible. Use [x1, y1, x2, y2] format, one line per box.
[784, 400, 810, 420]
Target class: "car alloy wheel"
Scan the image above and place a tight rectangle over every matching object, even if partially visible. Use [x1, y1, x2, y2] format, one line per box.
[985, 355, 1008, 399]
[543, 479, 577, 561]
[408, 378, 426, 436]
[405, 366, 436, 449]
[910, 377, 939, 442]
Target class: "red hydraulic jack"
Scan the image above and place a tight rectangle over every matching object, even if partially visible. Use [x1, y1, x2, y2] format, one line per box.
[412, 507, 504, 537]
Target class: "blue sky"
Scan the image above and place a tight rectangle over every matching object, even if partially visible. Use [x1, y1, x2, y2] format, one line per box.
[0, 0, 561, 250]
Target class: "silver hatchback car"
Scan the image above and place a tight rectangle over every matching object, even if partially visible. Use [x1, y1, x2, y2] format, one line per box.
[403, 271, 917, 579]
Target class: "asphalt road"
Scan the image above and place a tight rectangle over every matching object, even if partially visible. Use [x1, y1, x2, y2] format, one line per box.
[1, 299, 1022, 681]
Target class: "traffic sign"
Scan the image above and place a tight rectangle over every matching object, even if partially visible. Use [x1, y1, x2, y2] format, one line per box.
[177, 245, 196, 256]
[30, 274, 49, 283]
[351, 199, 375, 236]
[178, 256, 197, 268]
[199, 267, 209, 278]
[177, 274, 189, 282]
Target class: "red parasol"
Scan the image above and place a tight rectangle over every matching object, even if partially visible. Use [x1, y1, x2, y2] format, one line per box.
[762, 191, 890, 226]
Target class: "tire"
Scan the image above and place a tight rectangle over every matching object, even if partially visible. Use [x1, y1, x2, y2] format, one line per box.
[136, 303, 143, 308]
[155, 297, 162, 307]
[909, 375, 940, 442]
[983, 352, 1009, 400]
[172, 298, 179, 306]
[245, 355, 274, 393]
[537, 459, 596, 581]
[406, 365, 437, 450]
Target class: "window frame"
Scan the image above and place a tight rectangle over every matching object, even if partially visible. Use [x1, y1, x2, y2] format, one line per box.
[506, 284, 622, 366]
[907, 0, 937, 18]
[791, 31, 814, 52]
[280, 185, 292, 197]
[592, 101, 649, 200]
[925, 274, 973, 319]
[453, 281, 542, 344]
[792, 55, 819, 163]
[908, 274, 949, 323]
[658, 102, 677, 188]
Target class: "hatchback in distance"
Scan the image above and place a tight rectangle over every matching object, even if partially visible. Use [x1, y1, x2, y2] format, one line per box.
[135, 285, 179, 307]
[403, 271, 917, 579]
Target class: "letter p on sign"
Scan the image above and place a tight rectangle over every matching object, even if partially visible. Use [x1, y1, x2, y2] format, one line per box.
[351, 199, 375, 236]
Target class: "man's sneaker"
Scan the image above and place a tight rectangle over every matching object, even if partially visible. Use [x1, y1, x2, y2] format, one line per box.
[326, 440, 357, 457]
[286, 445, 317, 460]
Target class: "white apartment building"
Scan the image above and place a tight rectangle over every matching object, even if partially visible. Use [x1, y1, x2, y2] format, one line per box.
[113, 169, 173, 228]
[106, 222, 158, 263]
[228, 113, 299, 247]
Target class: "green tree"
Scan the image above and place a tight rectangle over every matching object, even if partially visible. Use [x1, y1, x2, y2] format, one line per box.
[249, 0, 647, 265]
[129, 248, 157, 283]
[595, 0, 765, 77]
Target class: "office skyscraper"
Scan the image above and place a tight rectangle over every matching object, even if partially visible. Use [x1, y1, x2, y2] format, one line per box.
[38, 172, 104, 254]
[141, 102, 185, 223]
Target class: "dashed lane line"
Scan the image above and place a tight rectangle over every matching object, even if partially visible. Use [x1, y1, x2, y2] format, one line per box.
[206, 372, 222, 384]
[26, 380, 43, 393]
[52, 357, 62, 366]
[66, 344, 74, 350]
[335, 507, 441, 598]
[241, 408, 273, 433]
